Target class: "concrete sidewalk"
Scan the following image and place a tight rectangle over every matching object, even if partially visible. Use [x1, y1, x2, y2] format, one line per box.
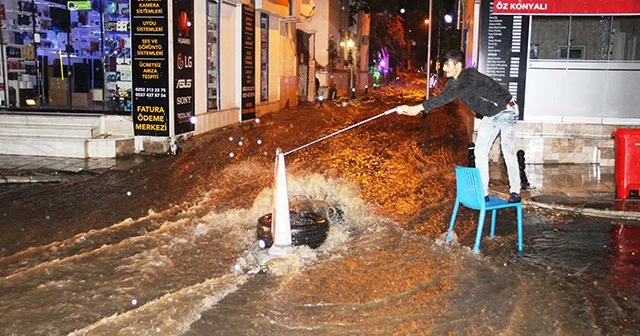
[0, 154, 156, 183]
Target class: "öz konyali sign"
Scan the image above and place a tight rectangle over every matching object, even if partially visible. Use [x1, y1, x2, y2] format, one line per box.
[493, 0, 640, 15]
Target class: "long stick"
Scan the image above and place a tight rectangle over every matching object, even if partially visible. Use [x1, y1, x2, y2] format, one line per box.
[283, 108, 397, 156]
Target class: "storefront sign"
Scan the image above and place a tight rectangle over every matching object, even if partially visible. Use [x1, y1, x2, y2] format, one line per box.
[67, 1, 92, 10]
[173, 0, 195, 135]
[493, 0, 640, 15]
[241, 4, 256, 120]
[131, 0, 170, 136]
[479, 1, 530, 117]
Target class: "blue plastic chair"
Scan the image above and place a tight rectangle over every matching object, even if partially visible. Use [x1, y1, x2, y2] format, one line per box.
[446, 166, 524, 255]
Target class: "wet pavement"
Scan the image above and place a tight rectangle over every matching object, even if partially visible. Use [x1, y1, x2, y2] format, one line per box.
[1, 79, 640, 335]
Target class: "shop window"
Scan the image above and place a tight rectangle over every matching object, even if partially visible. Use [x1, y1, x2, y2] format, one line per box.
[558, 45, 585, 59]
[260, 13, 268, 102]
[0, 0, 41, 108]
[610, 16, 640, 60]
[207, 0, 219, 110]
[0, 0, 133, 112]
[104, 0, 132, 112]
[530, 17, 569, 59]
[530, 15, 640, 62]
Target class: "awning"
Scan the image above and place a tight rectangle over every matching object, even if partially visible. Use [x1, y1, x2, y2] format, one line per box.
[269, 0, 289, 6]
[493, 0, 640, 15]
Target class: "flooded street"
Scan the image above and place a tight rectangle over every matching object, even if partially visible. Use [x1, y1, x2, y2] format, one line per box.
[1, 76, 639, 335]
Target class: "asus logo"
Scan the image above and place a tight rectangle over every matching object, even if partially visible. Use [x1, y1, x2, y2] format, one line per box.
[176, 79, 192, 89]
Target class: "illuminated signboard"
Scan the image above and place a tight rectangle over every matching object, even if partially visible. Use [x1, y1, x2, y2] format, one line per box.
[493, 0, 640, 15]
[67, 1, 92, 10]
[173, 0, 195, 135]
[131, 0, 170, 136]
[241, 4, 256, 121]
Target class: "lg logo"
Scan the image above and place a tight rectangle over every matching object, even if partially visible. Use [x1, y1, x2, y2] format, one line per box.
[177, 53, 193, 70]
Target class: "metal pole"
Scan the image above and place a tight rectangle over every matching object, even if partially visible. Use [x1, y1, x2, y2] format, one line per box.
[426, 0, 433, 98]
[283, 108, 397, 156]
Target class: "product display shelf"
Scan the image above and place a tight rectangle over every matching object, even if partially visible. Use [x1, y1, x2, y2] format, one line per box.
[207, 4, 218, 110]
[1, 6, 38, 107]
[103, 1, 131, 112]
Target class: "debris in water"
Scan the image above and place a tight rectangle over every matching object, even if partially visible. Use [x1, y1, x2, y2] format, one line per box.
[229, 152, 235, 158]
[247, 265, 262, 274]
[257, 139, 262, 145]
[255, 118, 260, 123]
[437, 231, 459, 246]
[238, 141, 244, 146]
[228, 136, 234, 141]
[126, 191, 131, 196]
[131, 299, 137, 305]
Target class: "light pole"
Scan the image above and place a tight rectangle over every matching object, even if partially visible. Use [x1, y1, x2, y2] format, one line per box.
[426, 0, 433, 98]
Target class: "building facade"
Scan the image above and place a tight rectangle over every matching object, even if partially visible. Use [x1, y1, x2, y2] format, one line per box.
[298, 0, 369, 100]
[0, 0, 310, 156]
[460, 0, 640, 166]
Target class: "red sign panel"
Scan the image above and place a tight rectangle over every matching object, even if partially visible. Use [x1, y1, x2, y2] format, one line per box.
[493, 0, 640, 15]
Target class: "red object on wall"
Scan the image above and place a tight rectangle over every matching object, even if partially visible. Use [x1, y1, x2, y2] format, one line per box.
[613, 128, 640, 199]
[269, 0, 289, 6]
[493, 0, 640, 15]
[178, 12, 191, 37]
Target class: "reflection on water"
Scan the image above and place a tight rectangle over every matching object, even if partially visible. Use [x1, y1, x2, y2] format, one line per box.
[521, 218, 640, 333]
[0, 163, 372, 335]
[2, 83, 640, 333]
[2, 169, 640, 334]
[525, 220, 640, 294]
[2, 188, 640, 334]
[609, 224, 640, 292]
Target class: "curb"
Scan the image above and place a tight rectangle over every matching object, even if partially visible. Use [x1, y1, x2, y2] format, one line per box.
[0, 175, 66, 184]
[524, 199, 640, 220]
[492, 190, 640, 220]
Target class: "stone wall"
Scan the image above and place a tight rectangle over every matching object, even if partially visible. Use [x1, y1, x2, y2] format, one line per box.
[476, 122, 632, 166]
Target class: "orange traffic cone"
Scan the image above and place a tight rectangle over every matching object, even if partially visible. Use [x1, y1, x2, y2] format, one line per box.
[268, 148, 292, 256]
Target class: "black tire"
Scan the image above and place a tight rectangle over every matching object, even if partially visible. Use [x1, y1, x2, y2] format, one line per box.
[257, 211, 329, 249]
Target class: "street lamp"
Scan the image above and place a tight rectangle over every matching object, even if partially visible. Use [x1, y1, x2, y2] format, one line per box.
[444, 14, 453, 24]
[340, 39, 356, 89]
[426, 0, 433, 98]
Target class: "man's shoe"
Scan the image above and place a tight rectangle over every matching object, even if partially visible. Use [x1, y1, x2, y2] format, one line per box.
[508, 193, 521, 203]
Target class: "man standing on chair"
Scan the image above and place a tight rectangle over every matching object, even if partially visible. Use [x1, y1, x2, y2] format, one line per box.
[396, 49, 521, 203]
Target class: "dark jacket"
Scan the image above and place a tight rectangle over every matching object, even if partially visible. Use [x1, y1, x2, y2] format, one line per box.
[421, 68, 512, 118]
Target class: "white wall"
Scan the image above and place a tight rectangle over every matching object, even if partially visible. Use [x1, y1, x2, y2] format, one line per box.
[304, 0, 331, 68]
[268, 16, 283, 102]
[219, 2, 240, 111]
[193, 1, 243, 135]
[194, 1, 208, 116]
[524, 60, 640, 124]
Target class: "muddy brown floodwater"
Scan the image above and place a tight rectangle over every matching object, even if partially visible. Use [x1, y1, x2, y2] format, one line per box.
[1, 74, 639, 335]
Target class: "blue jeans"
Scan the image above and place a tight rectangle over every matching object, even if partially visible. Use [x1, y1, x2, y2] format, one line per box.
[475, 105, 521, 195]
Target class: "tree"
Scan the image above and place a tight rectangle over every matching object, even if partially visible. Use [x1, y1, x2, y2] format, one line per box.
[350, 0, 454, 68]
[327, 37, 339, 72]
[368, 13, 406, 69]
